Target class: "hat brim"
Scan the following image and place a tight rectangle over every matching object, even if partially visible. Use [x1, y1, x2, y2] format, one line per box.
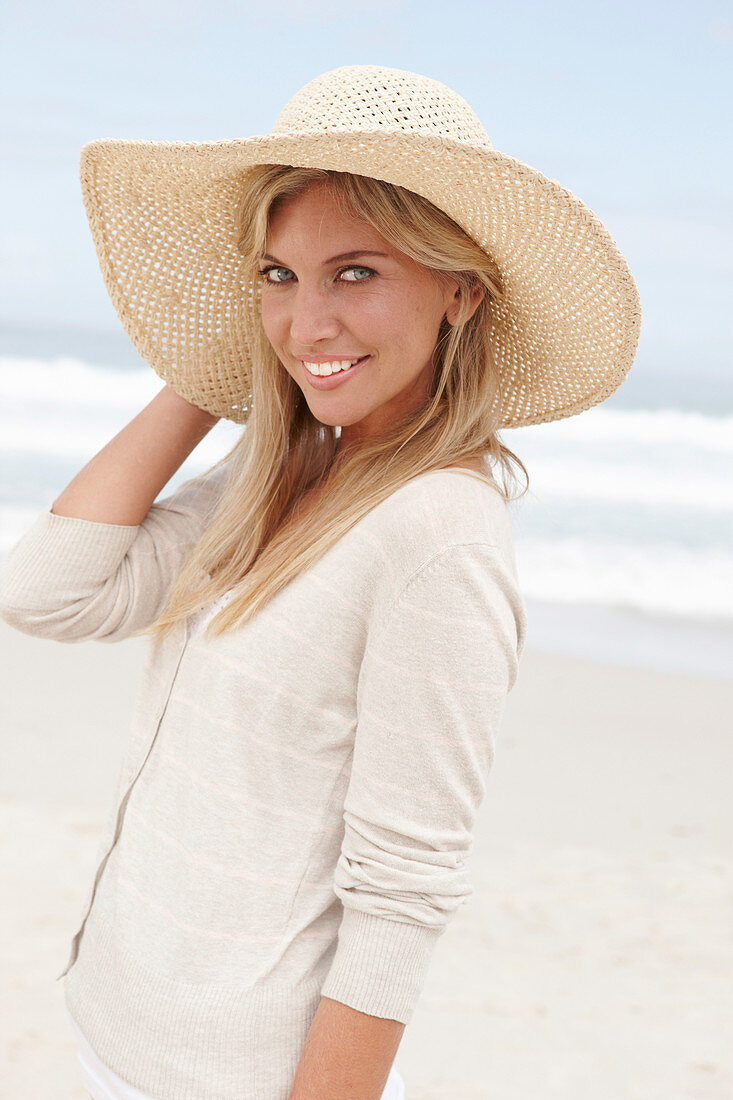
[79, 131, 641, 428]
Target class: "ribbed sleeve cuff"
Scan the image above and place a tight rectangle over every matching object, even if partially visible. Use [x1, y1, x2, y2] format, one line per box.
[318, 907, 443, 1024]
[0, 505, 139, 608]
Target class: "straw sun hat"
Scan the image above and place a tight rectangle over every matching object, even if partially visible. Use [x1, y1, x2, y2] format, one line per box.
[79, 64, 641, 429]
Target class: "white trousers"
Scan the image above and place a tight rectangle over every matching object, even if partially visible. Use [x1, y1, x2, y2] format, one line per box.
[69, 1009, 406, 1099]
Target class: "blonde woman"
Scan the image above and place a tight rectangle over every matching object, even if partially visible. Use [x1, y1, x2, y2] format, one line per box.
[0, 66, 640, 1100]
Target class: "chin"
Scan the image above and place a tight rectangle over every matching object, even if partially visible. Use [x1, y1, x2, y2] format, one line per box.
[303, 403, 343, 428]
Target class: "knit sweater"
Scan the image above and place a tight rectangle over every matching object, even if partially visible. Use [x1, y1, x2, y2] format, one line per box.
[0, 461, 528, 1100]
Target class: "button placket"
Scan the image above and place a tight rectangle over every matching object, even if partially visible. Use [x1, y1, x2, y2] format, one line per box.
[56, 621, 192, 980]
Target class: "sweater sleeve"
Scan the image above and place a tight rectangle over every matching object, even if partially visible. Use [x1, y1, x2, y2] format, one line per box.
[0, 460, 231, 644]
[319, 540, 526, 1024]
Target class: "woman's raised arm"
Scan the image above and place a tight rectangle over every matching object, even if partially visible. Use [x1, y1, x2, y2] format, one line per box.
[0, 386, 228, 643]
[51, 383, 220, 526]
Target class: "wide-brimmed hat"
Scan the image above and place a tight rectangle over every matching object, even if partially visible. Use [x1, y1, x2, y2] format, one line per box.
[79, 64, 641, 429]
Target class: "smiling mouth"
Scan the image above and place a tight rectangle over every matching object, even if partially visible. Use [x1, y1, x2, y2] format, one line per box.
[301, 356, 369, 377]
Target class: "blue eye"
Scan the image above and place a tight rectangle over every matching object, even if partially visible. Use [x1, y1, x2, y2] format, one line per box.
[259, 266, 293, 284]
[257, 264, 375, 286]
[340, 266, 374, 282]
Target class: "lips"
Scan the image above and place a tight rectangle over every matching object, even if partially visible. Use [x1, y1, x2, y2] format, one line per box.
[300, 354, 371, 390]
[301, 355, 368, 375]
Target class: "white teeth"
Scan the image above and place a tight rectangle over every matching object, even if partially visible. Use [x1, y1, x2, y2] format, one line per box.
[303, 358, 362, 376]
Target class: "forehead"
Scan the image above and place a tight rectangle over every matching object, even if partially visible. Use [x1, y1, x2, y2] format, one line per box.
[264, 184, 391, 256]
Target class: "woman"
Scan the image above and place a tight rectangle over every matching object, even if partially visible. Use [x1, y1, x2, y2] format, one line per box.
[0, 65, 640, 1099]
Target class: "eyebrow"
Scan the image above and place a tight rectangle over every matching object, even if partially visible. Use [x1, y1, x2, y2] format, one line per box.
[259, 250, 391, 266]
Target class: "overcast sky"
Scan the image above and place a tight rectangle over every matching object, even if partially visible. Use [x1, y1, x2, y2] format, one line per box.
[1, 0, 731, 382]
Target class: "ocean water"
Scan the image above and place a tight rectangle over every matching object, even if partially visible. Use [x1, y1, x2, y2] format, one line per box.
[1, 324, 732, 680]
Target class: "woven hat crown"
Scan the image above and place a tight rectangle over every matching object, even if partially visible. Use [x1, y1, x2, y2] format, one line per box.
[270, 65, 492, 147]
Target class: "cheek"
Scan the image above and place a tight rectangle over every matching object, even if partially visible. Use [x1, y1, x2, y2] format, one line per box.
[258, 298, 286, 344]
[356, 294, 409, 343]
[380, 281, 443, 333]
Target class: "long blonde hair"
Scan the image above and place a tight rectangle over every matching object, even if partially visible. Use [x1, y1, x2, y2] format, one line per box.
[144, 164, 529, 642]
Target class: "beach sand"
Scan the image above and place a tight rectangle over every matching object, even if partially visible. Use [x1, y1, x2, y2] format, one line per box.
[1, 619, 731, 1099]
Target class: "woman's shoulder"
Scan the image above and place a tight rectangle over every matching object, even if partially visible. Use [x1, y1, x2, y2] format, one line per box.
[389, 462, 511, 525]
[358, 462, 516, 582]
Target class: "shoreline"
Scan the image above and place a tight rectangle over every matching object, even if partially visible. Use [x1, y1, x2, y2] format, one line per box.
[524, 596, 733, 682]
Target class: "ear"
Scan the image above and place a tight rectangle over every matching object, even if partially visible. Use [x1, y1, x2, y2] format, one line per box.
[445, 281, 487, 326]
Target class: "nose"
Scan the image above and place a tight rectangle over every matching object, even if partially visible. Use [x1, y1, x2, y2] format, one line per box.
[288, 282, 342, 348]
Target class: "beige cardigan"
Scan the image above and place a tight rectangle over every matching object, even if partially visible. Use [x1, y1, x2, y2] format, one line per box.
[0, 463, 527, 1100]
